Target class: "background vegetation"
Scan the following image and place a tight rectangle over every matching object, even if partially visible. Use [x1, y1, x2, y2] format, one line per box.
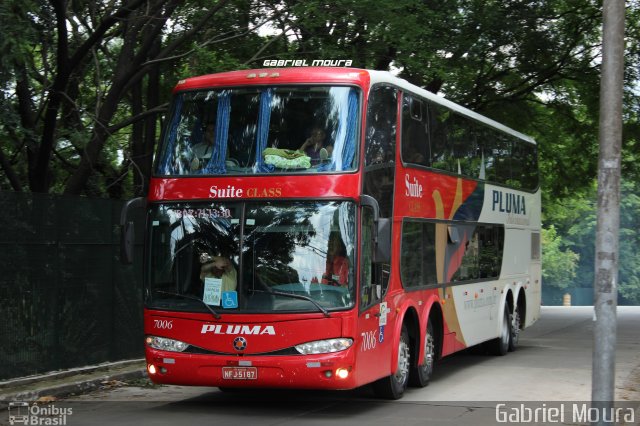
[1, 0, 639, 304]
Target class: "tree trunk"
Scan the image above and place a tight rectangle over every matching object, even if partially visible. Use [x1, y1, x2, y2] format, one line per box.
[131, 79, 145, 196]
[142, 42, 162, 196]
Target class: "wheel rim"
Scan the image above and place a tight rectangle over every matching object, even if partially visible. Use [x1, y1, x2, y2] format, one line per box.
[501, 310, 510, 344]
[512, 307, 521, 345]
[422, 329, 434, 375]
[395, 336, 410, 386]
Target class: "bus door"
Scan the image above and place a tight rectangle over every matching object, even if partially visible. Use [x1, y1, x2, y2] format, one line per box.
[356, 206, 392, 383]
[357, 84, 397, 382]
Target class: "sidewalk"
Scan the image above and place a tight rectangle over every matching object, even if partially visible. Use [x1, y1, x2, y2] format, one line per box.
[0, 359, 146, 405]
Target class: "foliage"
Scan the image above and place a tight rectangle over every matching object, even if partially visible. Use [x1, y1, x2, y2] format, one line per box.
[1, 0, 638, 196]
[542, 225, 580, 290]
[543, 180, 640, 304]
[0, 0, 278, 196]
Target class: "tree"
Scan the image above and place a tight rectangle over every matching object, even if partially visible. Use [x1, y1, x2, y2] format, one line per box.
[0, 0, 284, 196]
[541, 225, 580, 290]
[543, 180, 640, 304]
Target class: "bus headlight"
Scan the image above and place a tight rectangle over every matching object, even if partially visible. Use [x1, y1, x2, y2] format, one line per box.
[145, 336, 189, 352]
[295, 338, 353, 354]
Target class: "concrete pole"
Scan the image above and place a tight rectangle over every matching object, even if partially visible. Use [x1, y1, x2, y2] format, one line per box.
[592, 0, 624, 417]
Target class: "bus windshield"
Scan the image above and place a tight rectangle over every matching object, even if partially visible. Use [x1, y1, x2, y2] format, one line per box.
[156, 86, 360, 176]
[148, 200, 356, 314]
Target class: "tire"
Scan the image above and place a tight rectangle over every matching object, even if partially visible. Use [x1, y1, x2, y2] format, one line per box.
[409, 320, 435, 387]
[491, 307, 511, 356]
[373, 325, 411, 399]
[509, 304, 521, 352]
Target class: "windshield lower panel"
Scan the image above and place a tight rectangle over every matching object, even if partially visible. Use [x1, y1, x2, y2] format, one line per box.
[155, 86, 360, 176]
[148, 201, 356, 314]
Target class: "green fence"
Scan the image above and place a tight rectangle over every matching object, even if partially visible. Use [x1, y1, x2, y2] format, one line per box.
[0, 192, 144, 381]
[542, 286, 594, 306]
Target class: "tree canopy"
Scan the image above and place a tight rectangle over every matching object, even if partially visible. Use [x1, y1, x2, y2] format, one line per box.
[1, 0, 639, 303]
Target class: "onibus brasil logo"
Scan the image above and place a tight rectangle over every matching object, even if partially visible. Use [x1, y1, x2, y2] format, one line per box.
[8, 402, 73, 425]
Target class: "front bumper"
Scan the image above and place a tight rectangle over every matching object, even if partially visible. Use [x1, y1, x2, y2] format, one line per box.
[145, 347, 358, 390]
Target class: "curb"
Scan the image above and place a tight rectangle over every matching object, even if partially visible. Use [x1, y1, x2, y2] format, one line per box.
[0, 360, 146, 405]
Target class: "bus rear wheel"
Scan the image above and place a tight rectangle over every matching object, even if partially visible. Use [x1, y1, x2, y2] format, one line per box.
[409, 319, 435, 387]
[373, 325, 410, 399]
[491, 307, 511, 356]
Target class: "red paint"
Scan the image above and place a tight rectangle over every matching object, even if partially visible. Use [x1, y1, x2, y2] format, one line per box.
[148, 174, 361, 201]
[174, 67, 371, 93]
[394, 165, 479, 219]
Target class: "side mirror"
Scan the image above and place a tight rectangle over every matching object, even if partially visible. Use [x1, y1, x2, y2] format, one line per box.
[360, 195, 391, 264]
[120, 197, 146, 264]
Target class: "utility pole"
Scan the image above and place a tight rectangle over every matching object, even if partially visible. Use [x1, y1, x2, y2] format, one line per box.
[592, 0, 624, 420]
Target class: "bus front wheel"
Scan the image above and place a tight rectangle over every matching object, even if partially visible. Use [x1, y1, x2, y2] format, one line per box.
[373, 325, 410, 399]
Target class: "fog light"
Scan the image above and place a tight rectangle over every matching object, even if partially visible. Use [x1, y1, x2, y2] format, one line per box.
[148, 364, 157, 375]
[336, 368, 349, 379]
[324, 370, 333, 378]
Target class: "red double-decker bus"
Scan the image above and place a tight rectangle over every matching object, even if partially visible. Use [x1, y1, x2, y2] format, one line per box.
[124, 67, 541, 399]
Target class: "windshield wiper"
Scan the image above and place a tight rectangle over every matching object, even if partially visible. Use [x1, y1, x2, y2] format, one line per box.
[248, 288, 331, 318]
[155, 290, 221, 320]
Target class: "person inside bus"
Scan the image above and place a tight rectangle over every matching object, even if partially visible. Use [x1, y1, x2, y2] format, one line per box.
[190, 122, 216, 171]
[322, 234, 349, 286]
[199, 251, 237, 292]
[298, 127, 330, 164]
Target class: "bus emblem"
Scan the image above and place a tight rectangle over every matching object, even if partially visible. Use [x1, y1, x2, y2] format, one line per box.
[233, 337, 247, 351]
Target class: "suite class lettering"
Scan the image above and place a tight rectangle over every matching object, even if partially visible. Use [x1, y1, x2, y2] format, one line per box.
[492, 190, 526, 215]
[405, 174, 423, 198]
[209, 185, 243, 198]
[246, 187, 282, 197]
[209, 185, 282, 199]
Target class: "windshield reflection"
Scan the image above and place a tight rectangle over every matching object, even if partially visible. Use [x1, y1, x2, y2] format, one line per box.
[155, 86, 360, 176]
[148, 201, 356, 314]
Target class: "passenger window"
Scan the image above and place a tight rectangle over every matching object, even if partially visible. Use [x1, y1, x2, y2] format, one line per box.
[365, 86, 397, 166]
[428, 105, 455, 173]
[400, 221, 437, 288]
[364, 85, 397, 218]
[401, 95, 429, 166]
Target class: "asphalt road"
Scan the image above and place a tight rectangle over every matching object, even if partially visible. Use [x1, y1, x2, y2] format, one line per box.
[2, 306, 639, 426]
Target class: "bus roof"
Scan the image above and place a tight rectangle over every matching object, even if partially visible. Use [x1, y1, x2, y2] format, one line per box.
[174, 67, 371, 92]
[174, 67, 535, 145]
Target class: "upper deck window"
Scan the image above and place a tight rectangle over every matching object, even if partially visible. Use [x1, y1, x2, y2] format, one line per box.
[156, 86, 360, 176]
[400, 93, 539, 191]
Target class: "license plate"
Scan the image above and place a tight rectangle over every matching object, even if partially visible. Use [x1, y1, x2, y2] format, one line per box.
[222, 367, 257, 380]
